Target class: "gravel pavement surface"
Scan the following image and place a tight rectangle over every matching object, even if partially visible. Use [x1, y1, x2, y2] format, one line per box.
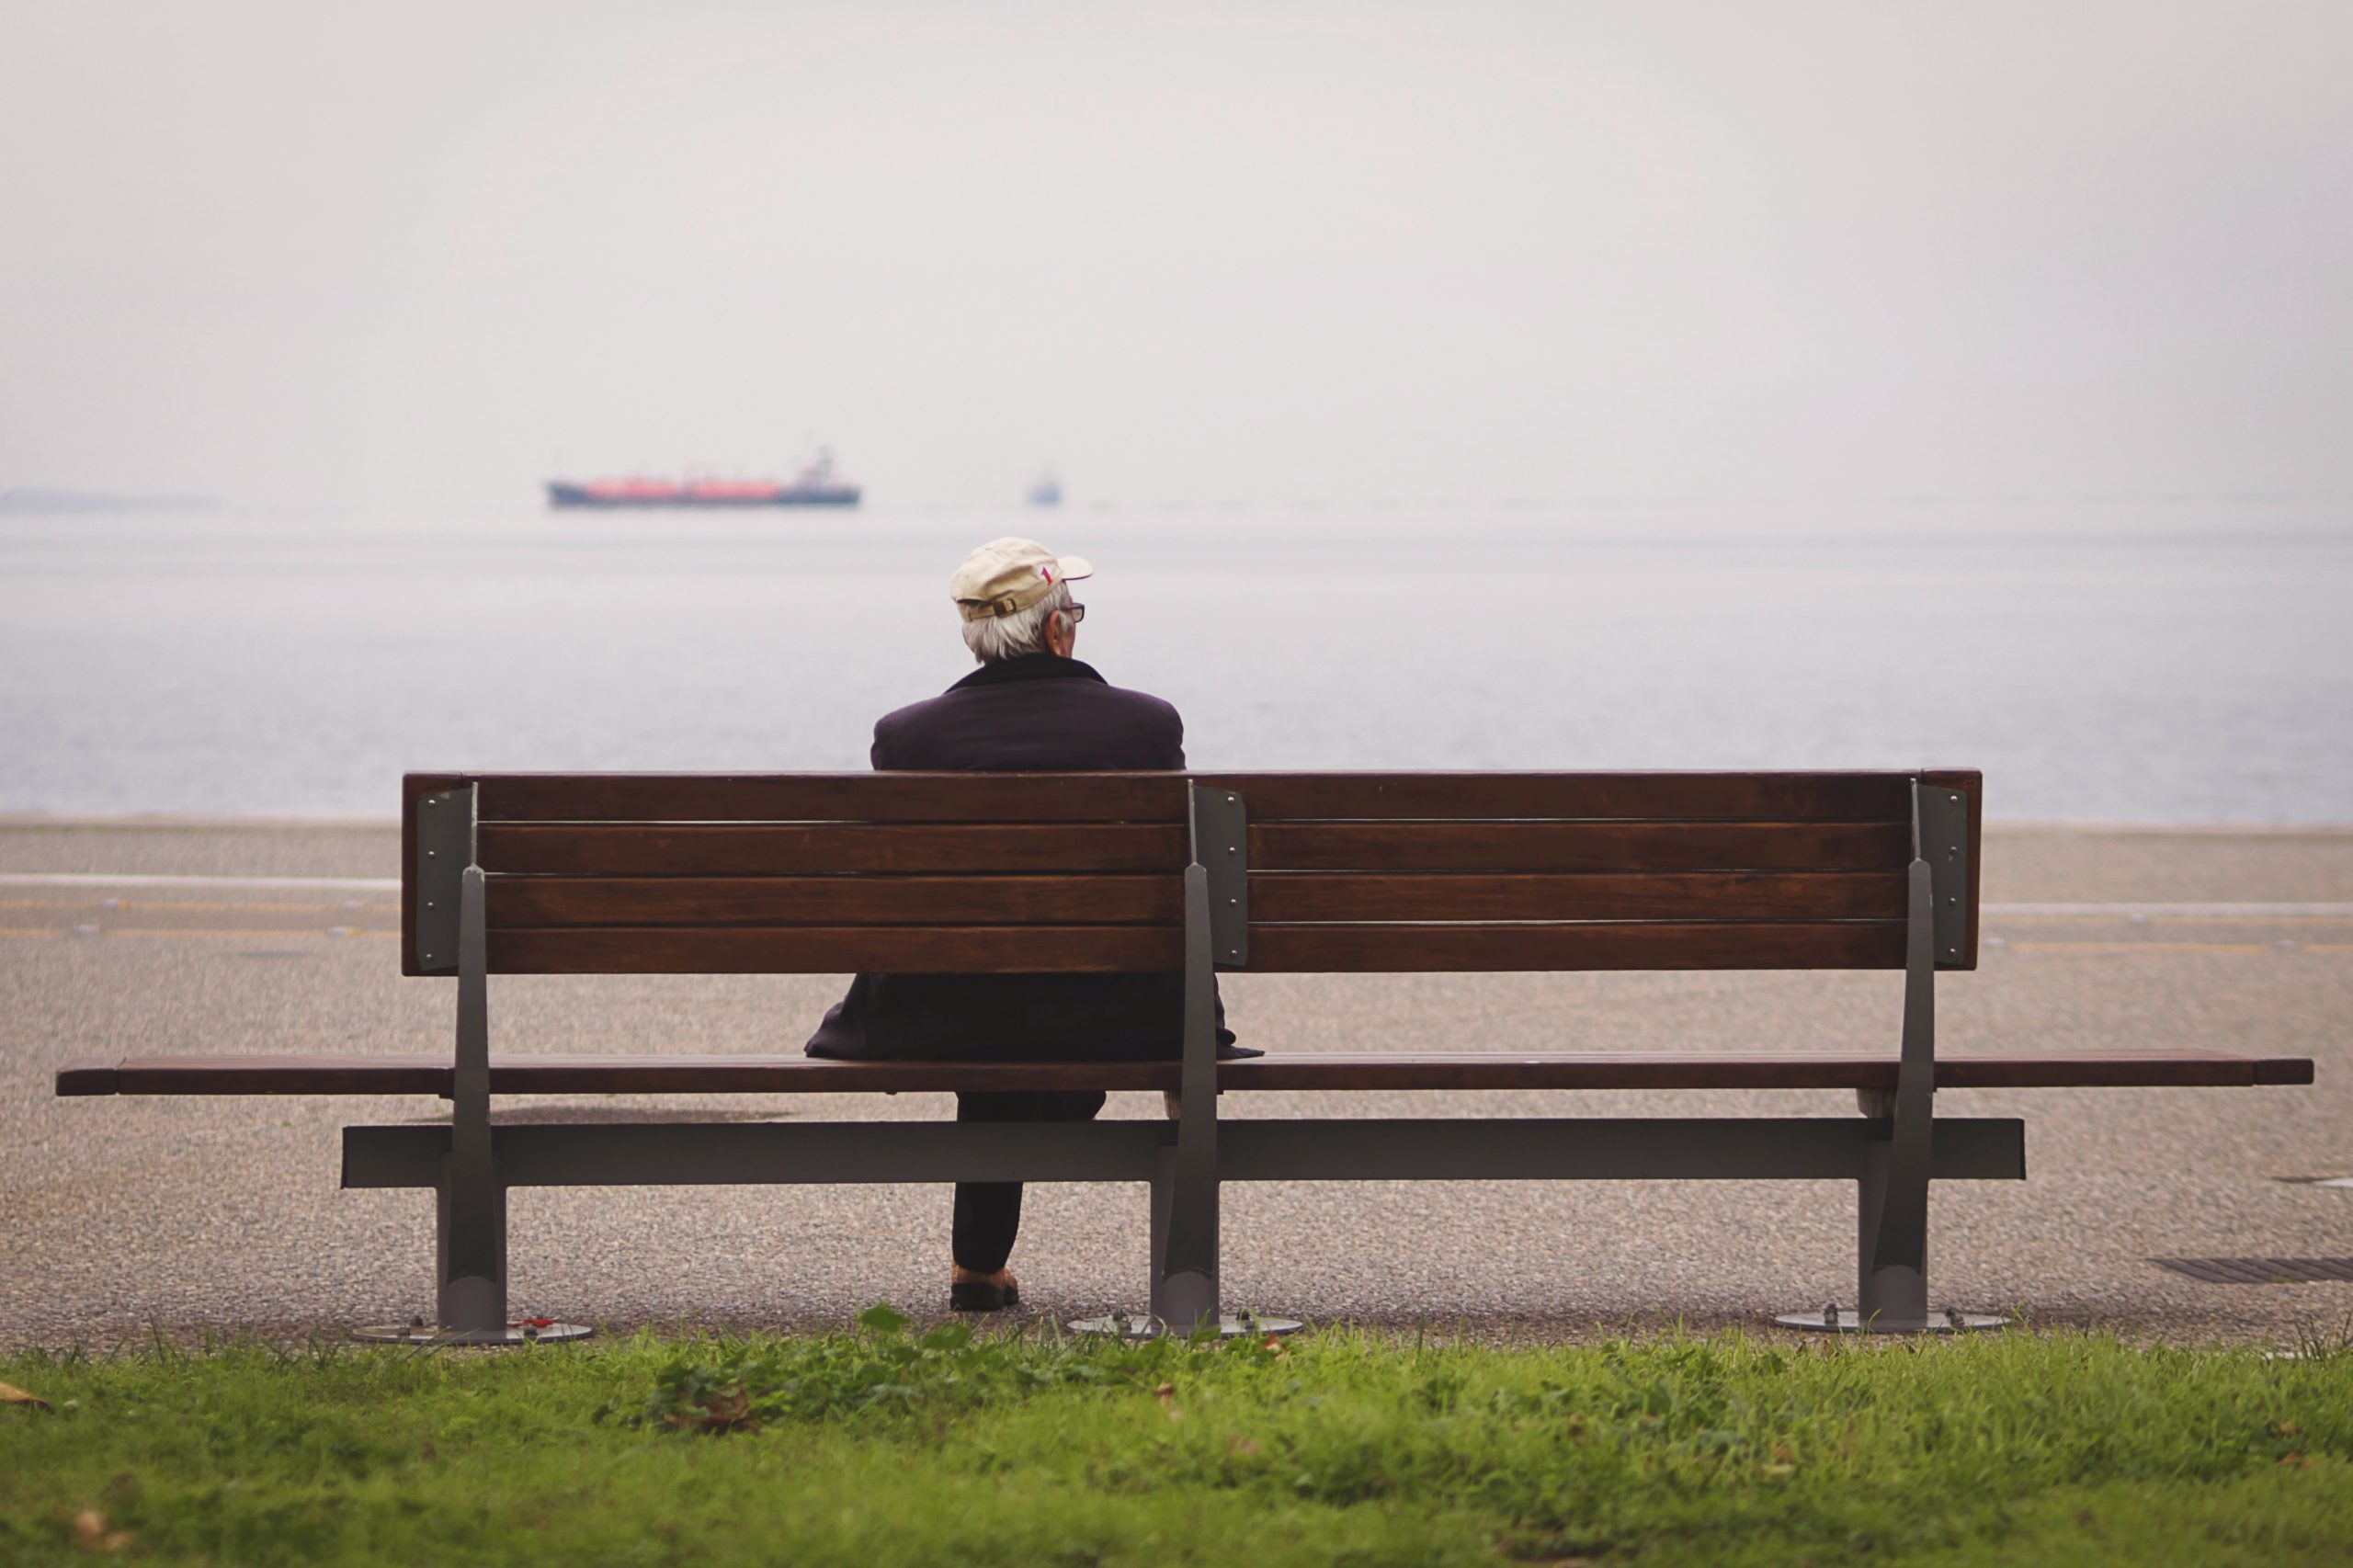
[4, 817, 2347, 1348]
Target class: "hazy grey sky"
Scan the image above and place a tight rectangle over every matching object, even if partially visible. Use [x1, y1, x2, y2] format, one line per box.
[4, 1, 2347, 506]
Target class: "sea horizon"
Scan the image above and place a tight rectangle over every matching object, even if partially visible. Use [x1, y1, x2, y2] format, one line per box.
[5, 497, 2347, 824]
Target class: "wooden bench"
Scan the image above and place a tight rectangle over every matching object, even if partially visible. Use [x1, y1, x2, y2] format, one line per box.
[57, 769, 2313, 1337]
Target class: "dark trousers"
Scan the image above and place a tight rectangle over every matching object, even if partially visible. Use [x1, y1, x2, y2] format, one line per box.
[951, 1089, 1107, 1273]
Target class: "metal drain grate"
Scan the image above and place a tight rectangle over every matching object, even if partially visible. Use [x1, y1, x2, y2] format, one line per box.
[2154, 1256, 2353, 1285]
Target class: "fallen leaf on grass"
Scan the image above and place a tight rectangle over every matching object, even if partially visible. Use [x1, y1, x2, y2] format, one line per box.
[2276, 1421, 2305, 1437]
[73, 1508, 132, 1554]
[1, 1381, 52, 1412]
[663, 1391, 758, 1435]
[1498, 1542, 1590, 1567]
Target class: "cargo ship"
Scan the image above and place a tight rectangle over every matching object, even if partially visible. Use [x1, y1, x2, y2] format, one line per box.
[546, 449, 859, 508]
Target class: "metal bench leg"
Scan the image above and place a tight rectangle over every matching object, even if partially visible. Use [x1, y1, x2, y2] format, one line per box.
[1145, 1147, 1174, 1316]
[1148, 1148, 1168, 1282]
[438, 860, 508, 1335]
[438, 1156, 507, 1332]
[1074, 792, 1297, 1340]
[1778, 785, 2004, 1335]
[1153, 1137, 1219, 1332]
[1154, 851, 1228, 1334]
[1856, 1132, 1928, 1327]
[359, 836, 586, 1345]
[1079, 1137, 1287, 1340]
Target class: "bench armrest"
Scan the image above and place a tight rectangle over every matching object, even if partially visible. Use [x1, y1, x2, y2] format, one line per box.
[55, 1061, 122, 1096]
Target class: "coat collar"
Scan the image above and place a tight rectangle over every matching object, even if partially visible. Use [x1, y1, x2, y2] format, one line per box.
[949, 653, 1108, 693]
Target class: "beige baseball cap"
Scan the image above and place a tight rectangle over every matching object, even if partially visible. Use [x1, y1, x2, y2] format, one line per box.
[949, 537, 1094, 620]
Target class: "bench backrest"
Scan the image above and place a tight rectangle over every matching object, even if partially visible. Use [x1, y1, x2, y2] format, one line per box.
[402, 770, 1980, 979]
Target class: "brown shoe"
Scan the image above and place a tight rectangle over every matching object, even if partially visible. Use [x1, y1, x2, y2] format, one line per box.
[949, 1266, 1020, 1312]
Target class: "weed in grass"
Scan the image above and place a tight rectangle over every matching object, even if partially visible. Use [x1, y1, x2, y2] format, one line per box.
[2284, 1313, 2353, 1363]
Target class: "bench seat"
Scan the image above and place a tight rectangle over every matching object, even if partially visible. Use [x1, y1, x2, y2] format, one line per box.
[55, 1047, 2315, 1099]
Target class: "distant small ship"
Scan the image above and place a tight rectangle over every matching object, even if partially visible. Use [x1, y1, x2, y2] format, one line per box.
[547, 449, 860, 508]
[1027, 472, 1063, 507]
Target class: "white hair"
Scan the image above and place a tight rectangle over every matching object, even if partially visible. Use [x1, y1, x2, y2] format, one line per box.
[961, 580, 1074, 663]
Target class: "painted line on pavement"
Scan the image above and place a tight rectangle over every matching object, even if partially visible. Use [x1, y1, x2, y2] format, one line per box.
[99, 926, 396, 939]
[0, 898, 396, 914]
[0, 927, 399, 940]
[1984, 903, 2353, 917]
[0, 873, 400, 891]
[2001, 941, 2283, 954]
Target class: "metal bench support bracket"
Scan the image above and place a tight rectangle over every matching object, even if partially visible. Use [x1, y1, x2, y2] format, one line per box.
[1781, 778, 2004, 1335]
[412, 788, 470, 976]
[1141, 785, 1243, 1334]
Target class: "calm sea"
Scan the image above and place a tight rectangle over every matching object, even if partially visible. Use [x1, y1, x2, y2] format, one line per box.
[2, 501, 2347, 823]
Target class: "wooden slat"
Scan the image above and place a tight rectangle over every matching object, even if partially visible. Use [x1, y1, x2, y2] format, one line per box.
[1203, 771, 1915, 823]
[1250, 870, 1906, 925]
[478, 823, 1187, 876]
[460, 771, 1926, 825]
[1250, 821, 1909, 873]
[61, 1048, 2316, 1097]
[490, 874, 1182, 928]
[489, 919, 1903, 973]
[486, 925, 1183, 974]
[477, 1056, 1172, 1095]
[474, 772, 1188, 824]
[112, 1055, 452, 1096]
[1247, 921, 1908, 971]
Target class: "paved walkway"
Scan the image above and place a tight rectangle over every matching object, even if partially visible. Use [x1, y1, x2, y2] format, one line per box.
[3, 818, 2347, 1347]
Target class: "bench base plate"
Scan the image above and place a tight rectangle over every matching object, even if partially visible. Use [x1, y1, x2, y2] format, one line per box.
[1068, 1313, 1304, 1341]
[352, 1322, 595, 1346]
[1772, 1308, 2008, 1335]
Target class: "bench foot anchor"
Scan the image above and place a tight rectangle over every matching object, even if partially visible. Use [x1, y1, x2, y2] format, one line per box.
[1066, 1312, 1303, 1341]
[1772, 1303, 2007, 1335]
[353, 1320, 594, 1346]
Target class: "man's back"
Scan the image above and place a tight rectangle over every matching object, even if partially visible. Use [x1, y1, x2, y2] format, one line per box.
[870, 654, 1184, 773]
[804, 651, 1198, 1062]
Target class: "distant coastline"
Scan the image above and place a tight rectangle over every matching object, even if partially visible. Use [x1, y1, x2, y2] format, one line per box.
[0, 488, 222, 514]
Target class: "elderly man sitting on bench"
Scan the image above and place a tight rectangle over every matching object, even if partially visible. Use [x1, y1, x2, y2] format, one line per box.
[805, 537, 1251, 1312]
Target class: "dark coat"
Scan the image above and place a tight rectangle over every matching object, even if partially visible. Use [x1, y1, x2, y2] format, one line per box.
[804, 654, 1232, 1062]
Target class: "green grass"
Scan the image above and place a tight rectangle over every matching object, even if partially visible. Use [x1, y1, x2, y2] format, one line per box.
[4, 1313, 2349, 1566]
